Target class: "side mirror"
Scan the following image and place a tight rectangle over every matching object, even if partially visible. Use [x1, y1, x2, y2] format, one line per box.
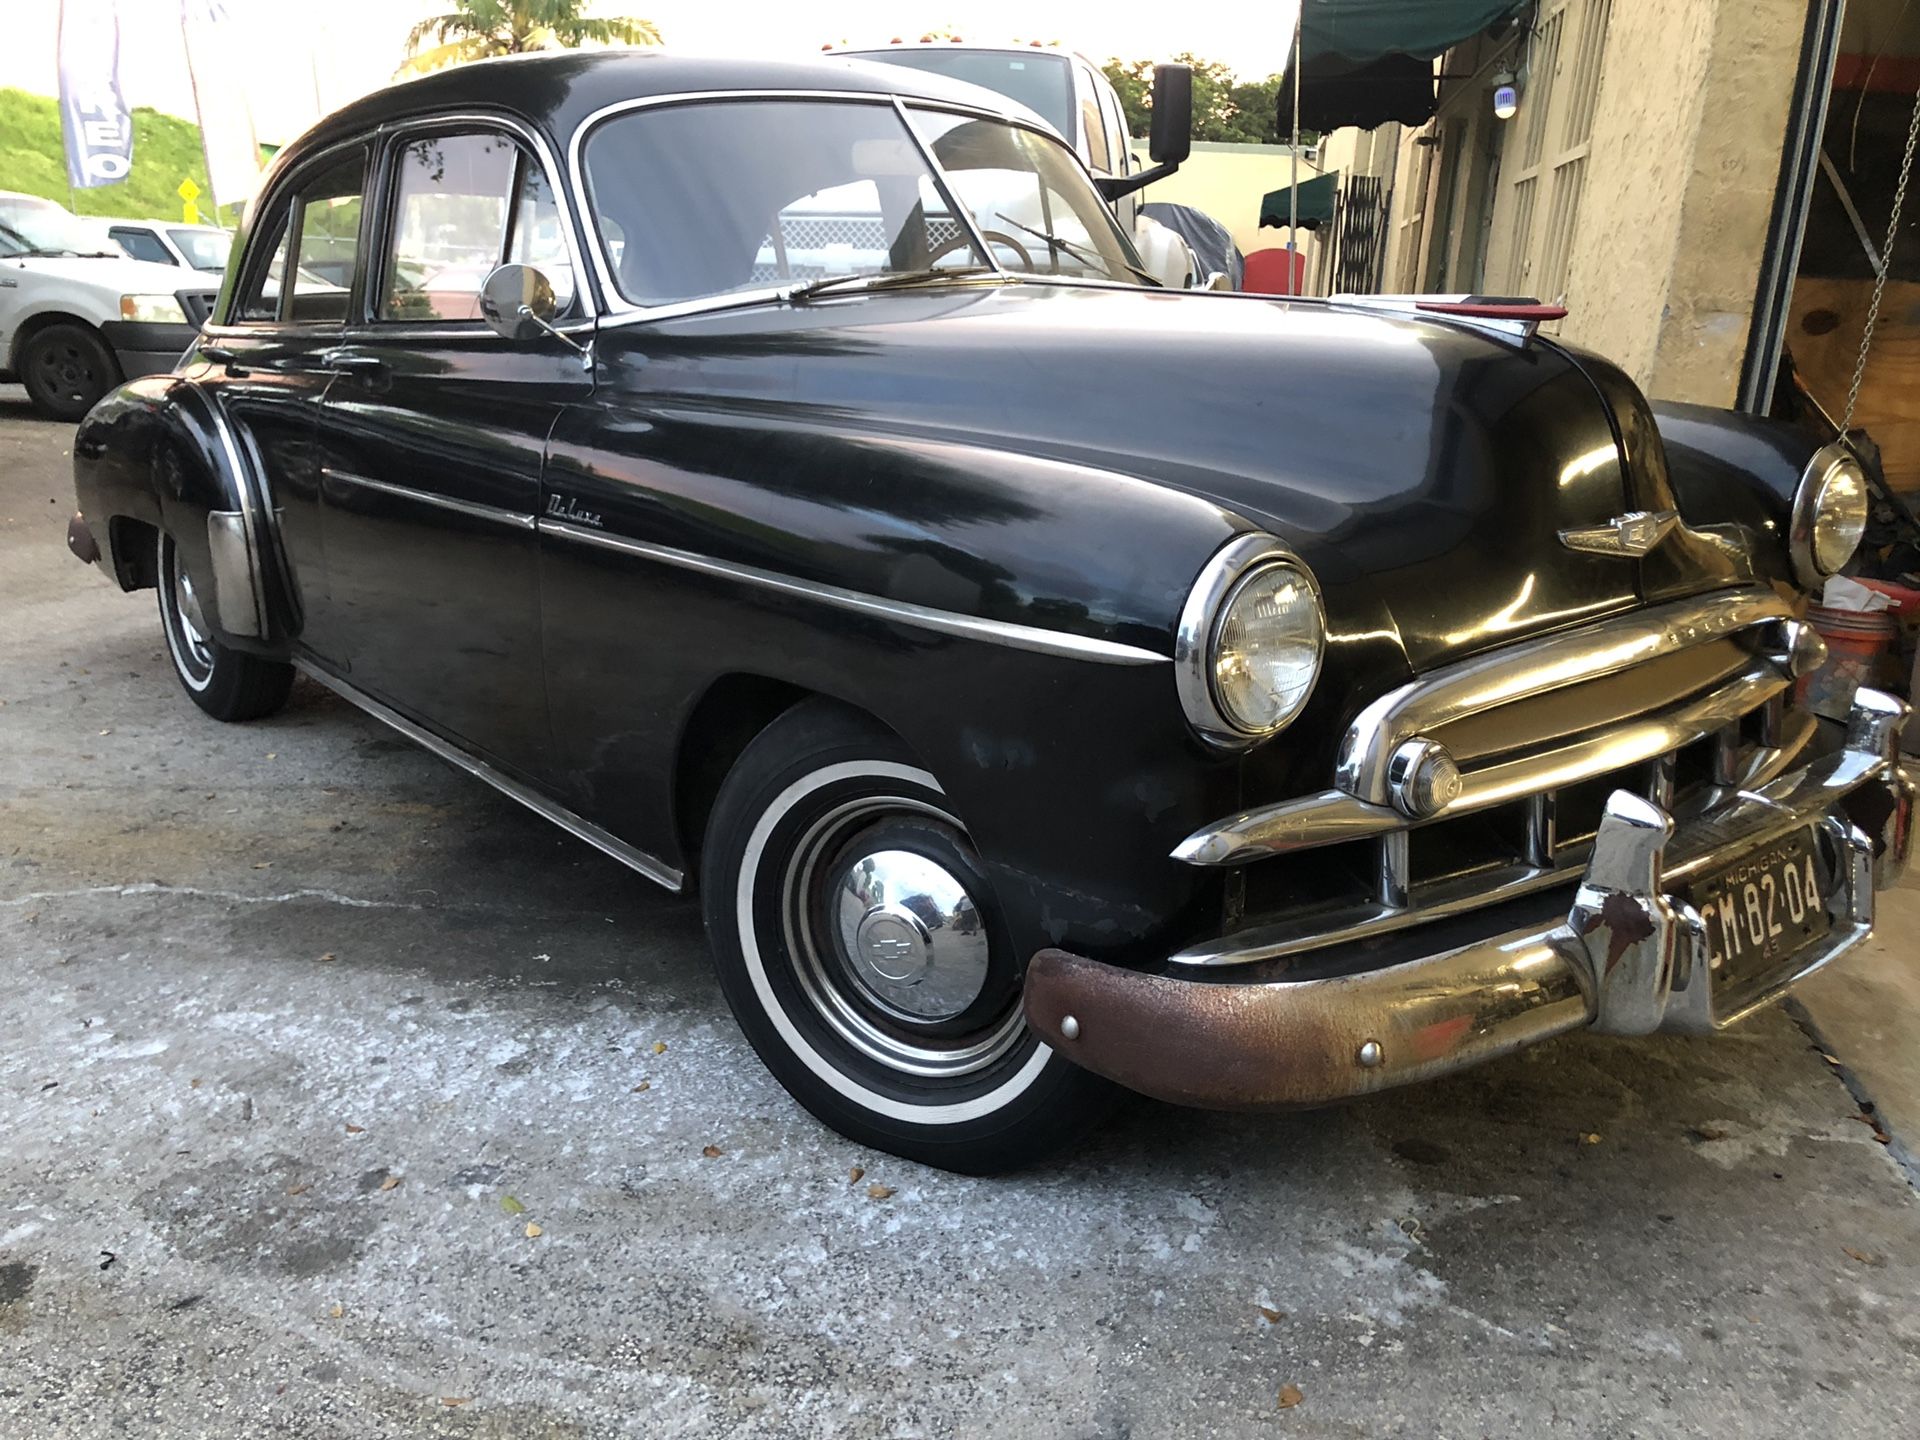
[480, 263, 590, 367]
[1149, 63, 1192, 168]
[479, 263, 558, 341]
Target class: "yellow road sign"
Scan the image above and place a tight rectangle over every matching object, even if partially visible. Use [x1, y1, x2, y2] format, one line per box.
[178, 177, 201, 225]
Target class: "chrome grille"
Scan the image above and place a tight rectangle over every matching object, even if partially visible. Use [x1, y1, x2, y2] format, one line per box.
[1173, 590, 1822, 967]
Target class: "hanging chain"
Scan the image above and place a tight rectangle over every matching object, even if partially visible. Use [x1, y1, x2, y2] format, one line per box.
[1843, 78, 1920, 433]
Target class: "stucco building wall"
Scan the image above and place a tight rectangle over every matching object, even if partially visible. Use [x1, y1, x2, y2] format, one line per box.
[1555, 0, 1807, 403]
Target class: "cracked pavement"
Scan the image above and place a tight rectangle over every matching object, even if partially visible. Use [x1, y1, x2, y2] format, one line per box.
[3, 386, 1918, 1437]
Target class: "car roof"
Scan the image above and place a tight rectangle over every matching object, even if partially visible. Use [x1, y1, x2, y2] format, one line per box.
[286, 49, 1033, 169]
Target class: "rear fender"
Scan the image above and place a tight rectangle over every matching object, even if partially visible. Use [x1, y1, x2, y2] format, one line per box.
[72, 376, 300, 649]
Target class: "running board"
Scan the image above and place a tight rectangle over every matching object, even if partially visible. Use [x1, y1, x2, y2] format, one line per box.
[293, 659, 684, 893]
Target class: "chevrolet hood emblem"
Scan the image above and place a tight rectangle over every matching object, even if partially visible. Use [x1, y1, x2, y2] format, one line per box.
[1559, 509, 1679, 558]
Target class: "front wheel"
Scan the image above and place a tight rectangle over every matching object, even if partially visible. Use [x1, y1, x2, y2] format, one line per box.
[701, 700, 1114, 1172]
[157, 531, 294, 721]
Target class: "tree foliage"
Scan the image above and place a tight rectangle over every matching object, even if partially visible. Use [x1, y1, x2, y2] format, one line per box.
[1102, 55, 1310, 146]
[401, 1, 660, 76]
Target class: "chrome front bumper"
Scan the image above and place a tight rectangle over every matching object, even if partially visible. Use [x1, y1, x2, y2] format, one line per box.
[1023, 688, 1914, 1109]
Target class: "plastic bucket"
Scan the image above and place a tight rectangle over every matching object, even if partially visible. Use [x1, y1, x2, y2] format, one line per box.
[1798, 604, 1899, 720]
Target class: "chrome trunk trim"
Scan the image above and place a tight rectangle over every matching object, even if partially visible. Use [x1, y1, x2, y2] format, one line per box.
[294, 660, 683, 892]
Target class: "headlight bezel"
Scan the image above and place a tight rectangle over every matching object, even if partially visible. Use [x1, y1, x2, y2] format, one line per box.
[1789, 440, 1869, 590]
[1175, 534, 1326, 748]
[119, 293, 189, 325]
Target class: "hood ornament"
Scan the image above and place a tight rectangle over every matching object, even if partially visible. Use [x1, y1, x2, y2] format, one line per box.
[1559, 509, 1679, 558]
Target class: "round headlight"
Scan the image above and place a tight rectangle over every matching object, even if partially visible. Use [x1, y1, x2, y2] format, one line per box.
[1175, 536, 1325, 746]
[1792, 443, 1869, 587]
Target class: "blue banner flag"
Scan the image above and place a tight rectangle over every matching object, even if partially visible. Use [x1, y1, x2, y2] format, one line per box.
[58, 0, 135, 189]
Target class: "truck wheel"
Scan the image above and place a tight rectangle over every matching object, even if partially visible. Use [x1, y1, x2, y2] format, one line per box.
[157, 531, 293, 721]
[701, 699, 1115, 1173]
[20, 323, 121, 421]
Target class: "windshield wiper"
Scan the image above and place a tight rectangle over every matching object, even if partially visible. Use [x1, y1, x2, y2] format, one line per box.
[991, 214, 1162, 288]
[783, 265, 1000, 304]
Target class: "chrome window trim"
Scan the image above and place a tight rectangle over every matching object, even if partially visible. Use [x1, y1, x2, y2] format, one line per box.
[890, 94, 1001, 269]
[539, 517, 1167, 666]
[1173, 533, 1325, 749]
[565, 87, 1131, 324]
[320, 467, 537, 530]
[217, 133, 374, 330]
[295, 659, 682, 891]
[365, 110, 594, 328]
[1790, 439, 1866, 589]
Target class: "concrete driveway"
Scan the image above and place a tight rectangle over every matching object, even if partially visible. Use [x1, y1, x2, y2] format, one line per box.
[2, 385, 1917, 1437]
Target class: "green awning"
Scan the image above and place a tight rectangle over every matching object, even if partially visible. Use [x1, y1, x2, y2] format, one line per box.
[1300, 0, 1526, 65]
[1260, 172, 1339, 229]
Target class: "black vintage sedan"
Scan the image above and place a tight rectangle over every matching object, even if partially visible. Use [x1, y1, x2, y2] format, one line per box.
[67, 51, 1911, 1172]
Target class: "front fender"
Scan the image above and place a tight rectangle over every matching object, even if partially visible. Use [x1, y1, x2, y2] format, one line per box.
[1652, 400, 1838, 591]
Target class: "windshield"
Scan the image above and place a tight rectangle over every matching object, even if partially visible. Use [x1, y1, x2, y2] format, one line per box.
[580, 98, 1142, 306]
[0, 195, 114, 258]
[905, 108, 1144, 284]
[842, 49, 1074, 139]
[169, 227, 231, 271]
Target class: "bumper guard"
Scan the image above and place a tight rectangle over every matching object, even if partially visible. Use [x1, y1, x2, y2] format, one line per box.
[1023, 688, 1913, 1109]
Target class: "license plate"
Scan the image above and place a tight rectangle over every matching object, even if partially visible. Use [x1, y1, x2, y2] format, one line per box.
[1689, 828, 1829, 979]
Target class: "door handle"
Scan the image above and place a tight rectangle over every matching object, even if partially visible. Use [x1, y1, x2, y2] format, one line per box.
[319, 349, 387, 377]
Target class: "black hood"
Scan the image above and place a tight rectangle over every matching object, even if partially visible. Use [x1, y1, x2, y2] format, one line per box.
[631, 283, 1672, 677]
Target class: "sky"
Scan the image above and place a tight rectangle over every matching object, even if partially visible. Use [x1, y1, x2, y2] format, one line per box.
[3, 1, 1303, 147]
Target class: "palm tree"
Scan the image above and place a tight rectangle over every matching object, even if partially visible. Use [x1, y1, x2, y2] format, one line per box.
[400, 1, 660, 76]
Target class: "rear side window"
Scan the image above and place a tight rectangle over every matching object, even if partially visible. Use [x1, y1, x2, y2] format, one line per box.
[112, 227, 173, 265]
[378, 129, 575, 323]
[229, 149, 366, 325]
[289, 153, 366, 322]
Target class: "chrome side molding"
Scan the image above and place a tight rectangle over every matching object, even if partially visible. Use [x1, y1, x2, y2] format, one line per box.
[539, 517, 1169, 666]
[320, 467, 538, 531]
[294, 660, 684, 892]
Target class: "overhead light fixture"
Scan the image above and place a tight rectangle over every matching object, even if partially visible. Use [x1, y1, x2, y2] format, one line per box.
[1491, 70, 1519, 121]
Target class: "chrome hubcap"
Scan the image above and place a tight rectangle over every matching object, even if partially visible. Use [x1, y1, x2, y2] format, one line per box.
[164, 544, 214, 677]
[783, 796, 1023, 1079]
[834, 848, 991, 1021]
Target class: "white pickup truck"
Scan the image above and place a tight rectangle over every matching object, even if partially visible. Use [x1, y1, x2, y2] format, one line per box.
[831, 43, 1204, 289]
[1, 191, 217, 420]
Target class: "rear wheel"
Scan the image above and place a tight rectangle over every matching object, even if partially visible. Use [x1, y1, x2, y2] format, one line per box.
[156, 531, 293, 721]
[701, 700, 1114, 1173]
[19, 323, 120, 421]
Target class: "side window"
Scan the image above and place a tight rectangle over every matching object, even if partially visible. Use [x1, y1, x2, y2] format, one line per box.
[289, 152, 366, 323]
[504, 157, 576, 311]
[1076, 66, 1111, 173]
[380, 130, 573, 323]
[112, 227, 173, 265]
[1100, 84, 1131, 175]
